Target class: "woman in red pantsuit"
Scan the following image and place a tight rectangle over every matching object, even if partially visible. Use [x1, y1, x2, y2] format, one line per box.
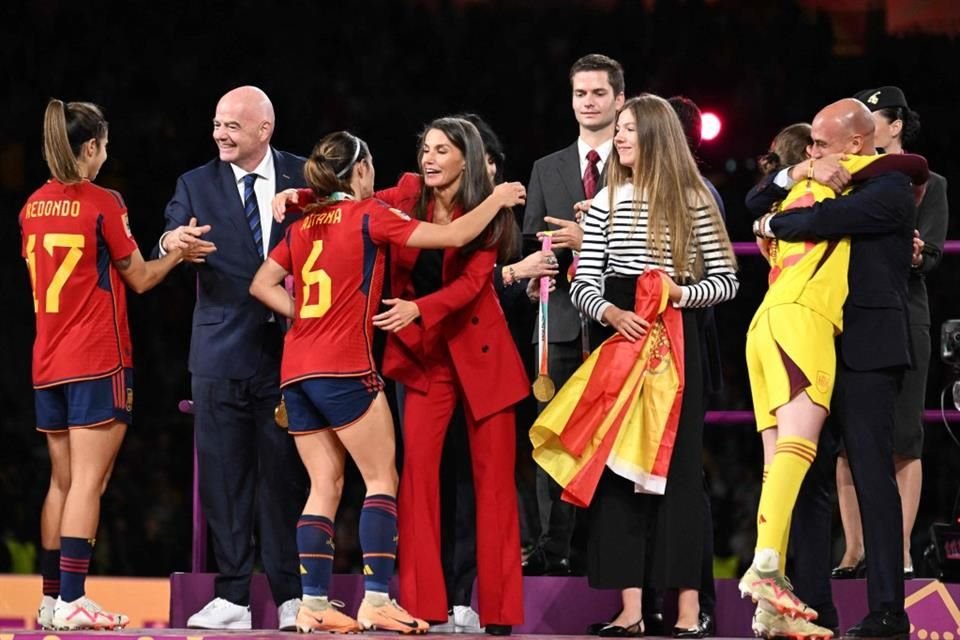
[372, 117, 527, 635]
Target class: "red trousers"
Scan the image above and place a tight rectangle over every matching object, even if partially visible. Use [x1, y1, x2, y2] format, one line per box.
[398, 372, 524, 626]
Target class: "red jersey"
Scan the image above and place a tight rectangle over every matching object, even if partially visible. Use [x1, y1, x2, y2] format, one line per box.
[269, 195, 420, 385]
[20, 180, 138, 388]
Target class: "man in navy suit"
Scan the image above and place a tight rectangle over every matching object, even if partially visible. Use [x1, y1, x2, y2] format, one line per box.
[750, 98, 919, 640]
[158, 86, 306, 631]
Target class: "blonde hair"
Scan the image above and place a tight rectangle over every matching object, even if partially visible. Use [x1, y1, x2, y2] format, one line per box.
[42, 99, 108, 183]
[607, 93, 736, 278]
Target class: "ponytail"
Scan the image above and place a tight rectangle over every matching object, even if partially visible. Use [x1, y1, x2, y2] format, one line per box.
[42, 98, 108, 183]
[303, 131, 370, 204]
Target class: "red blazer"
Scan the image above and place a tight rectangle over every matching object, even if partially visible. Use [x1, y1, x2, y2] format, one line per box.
[378, 174, 529, 422]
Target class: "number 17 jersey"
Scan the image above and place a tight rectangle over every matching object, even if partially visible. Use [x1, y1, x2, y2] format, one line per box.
[269, 196, 420, 386]
[19, 180, 139, 388]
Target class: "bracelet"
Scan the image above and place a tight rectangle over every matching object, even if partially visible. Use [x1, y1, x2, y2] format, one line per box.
[753, 213, 774, 238]
[508, 265, 517, 284]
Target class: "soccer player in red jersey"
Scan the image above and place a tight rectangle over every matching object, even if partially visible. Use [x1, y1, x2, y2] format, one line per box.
[249, 130, 525, 634]
[20, 99, 210, 630]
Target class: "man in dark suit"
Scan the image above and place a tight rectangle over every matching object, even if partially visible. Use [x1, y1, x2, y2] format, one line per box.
[520, 54, 624, 576]
[158, 86, 306, 631]
[750, 98, 920, 640]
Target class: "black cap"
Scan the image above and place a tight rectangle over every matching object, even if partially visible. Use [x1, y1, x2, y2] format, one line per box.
[854, 86, 909, 111]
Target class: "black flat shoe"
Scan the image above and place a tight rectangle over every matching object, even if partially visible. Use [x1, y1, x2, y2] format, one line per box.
[904, 567, 915, 580]
[673, 623, 707, 639]
[589, 610, 623, 635]
[832, 557, 866, 579]
[598, 620, 644, 637]
[485, 624, 512, 636]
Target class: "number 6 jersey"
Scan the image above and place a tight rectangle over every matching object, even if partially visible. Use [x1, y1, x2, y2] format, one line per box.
[268, 195, 419, 386]
[19, 180, 138, 388]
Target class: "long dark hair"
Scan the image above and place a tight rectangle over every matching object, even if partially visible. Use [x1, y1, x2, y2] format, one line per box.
[413, 117, 518, 262]
[878, 106, 921, 148]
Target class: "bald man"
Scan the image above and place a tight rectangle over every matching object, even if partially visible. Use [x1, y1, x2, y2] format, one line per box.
[750, 99, 919, 639]
[158, 86, 307, 631]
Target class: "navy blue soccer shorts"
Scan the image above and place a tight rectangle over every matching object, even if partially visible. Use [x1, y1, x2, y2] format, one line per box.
[283, 373, 384, 434]
[35, 368, 133, 432]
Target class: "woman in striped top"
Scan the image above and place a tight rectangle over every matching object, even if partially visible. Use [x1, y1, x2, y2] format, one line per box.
[570, 94, 737, 638]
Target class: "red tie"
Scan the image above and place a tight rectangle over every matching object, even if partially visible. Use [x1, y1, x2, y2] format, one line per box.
[582, 149, 601, 199]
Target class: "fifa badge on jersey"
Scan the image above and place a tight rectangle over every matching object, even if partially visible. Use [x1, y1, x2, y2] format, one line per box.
[388, 208, 411, 221]
[122, 213, 133, 237]
[126, 387, 134, 412]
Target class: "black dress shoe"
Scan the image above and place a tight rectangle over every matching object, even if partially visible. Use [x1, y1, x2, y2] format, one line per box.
[486, 624, 512, 636]
[522, 548, 547, 575]
[698, 611, 715, 637]
[598, 620, 644, 637]
[522, 548, 571, 576]
[832, 557, 866, 579]
[843, 610, 909, 640]
[544, 557, 572, 576]
[644, 611, 665, 637]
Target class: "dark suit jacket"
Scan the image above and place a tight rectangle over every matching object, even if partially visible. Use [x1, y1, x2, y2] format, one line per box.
[765, 172, 916, 372]
[907, 170, 948, 327]
[522, 142, 605, 343]
[160, 148, 306, 379]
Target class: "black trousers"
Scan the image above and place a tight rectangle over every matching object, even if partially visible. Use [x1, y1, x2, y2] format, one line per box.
[191, 326, 307, 606]
[791, 362, 905, 622]
[440, 407, 479, 607]
[893, 324, 929, 459]
[587, 309, 706, 590]
[533, 337, 583, 561]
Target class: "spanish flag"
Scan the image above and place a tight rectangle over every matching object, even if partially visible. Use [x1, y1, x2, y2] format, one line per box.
[530, 270, 684, 507]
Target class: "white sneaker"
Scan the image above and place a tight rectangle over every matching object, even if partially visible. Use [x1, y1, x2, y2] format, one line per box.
[37, 595, 56, 629]
[52, 596, 129, 630]
[428, 610, 455, 633]
[186, 597, 252, 630]
[278, 598, 300, 631]
[453, 605, 484, 633]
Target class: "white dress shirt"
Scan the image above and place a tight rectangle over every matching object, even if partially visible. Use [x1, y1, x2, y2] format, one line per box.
[230, 150, 275, 260]
[159, 149, 276, 259]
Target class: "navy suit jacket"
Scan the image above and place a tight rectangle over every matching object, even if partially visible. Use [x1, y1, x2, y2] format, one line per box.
[160, 148, 306, 379]
[757, 172, 916, 372]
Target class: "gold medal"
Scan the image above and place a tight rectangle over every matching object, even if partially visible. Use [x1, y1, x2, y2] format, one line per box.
[532, 375, 556, 402]
[274, 398, 289, 429]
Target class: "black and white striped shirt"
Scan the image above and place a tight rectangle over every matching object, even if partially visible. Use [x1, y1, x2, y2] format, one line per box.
[571, 183, 739, 323]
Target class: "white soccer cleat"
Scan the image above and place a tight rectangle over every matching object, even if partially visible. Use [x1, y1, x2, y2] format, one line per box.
[52, 596, 129, 630]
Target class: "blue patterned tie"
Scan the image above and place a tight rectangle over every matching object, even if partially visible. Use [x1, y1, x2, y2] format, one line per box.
[242, 173, 264, 259]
